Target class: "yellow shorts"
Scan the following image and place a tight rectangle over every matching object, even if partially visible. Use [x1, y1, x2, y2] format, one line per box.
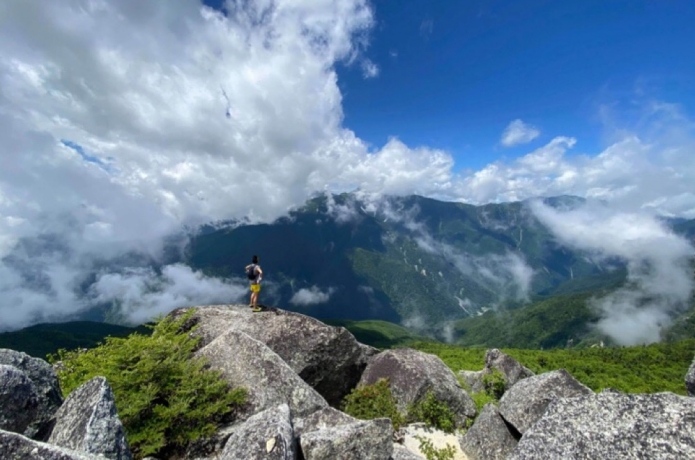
[250, 284, 261, 293]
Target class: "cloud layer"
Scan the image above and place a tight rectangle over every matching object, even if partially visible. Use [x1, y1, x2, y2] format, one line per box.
[1, 1, 694, 330]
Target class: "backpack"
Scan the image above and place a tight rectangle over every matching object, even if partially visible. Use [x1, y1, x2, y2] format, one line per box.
[246, 264, 257, 280]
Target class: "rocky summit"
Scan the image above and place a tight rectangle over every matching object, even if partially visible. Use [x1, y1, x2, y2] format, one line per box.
[1, 304, 695, 459]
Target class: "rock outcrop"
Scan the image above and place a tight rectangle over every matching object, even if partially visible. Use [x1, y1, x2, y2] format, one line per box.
[0, 429, 98, 460]
[359, 348, 476, 427]
[459, 403, 517, 460]
[458, 349, 533, 394]
[293, 407, 359, 437]
[300, 418, 393, 460]
[509, 390, 695, 459]
[172, 305, 377, 406]
[687, 355, 695, 397]
[196, 328, 328, 419]
[48, 377, 131, 460]
[221, 404, 296, 460]
[0, 364, 40, 434]
[498, 369, 592, 434]
[0, 349, 63, 439]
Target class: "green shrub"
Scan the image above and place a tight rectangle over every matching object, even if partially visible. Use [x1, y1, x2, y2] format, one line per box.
[471, 391, 497, 412]
[408, 391, 457, 433]
[482, 369, 506, 399]
[50, 311, 247, 459]
[341, 378, 406, 430]
[414, 436, 457, 460]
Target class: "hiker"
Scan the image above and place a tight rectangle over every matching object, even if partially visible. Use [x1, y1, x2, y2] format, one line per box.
[245, 255, 263, 311]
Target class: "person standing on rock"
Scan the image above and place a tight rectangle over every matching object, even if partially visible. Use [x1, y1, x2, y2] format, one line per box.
[245, 255, 263, 312]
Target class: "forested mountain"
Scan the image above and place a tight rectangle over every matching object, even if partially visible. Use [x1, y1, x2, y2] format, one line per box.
[185, 193, 626, 326]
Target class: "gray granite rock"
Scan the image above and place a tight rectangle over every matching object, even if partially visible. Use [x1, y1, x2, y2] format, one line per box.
[196, 328, 327, 420]
[0, 364, 40, 434]
[484, 349, 534, 389]
[0, 349, 63, 440]
[686, 355, 695, 397]
[300, 418, 393, 460]
[221, 404, 296, 460]
[0, 428, 99, 459]
[499, 369, 593, 434]
[48, 377, 131, 460]
[171, 305, 377, 406]
[359, 348, 476, 428]
[293, 406, 358, 437]
[459, 403, 517, 460]
[509, 390, 695, 460]
[458, 369, 484, 393]
[391, 443, 424, 459]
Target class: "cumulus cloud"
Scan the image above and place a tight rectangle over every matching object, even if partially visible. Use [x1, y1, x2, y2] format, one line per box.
[531, 200, 695, 345]
[500, 119, 541, 147]
[1, 1, 695, 331]
[90, 264, 247, 325]
[289, 286, 335, 306]
[361, 59, 379, 78]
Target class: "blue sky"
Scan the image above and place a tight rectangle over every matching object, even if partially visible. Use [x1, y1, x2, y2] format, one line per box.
[332, 0, 695, 169]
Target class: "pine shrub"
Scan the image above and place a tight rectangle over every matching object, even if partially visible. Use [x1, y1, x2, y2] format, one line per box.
[51, 311, 247, 459]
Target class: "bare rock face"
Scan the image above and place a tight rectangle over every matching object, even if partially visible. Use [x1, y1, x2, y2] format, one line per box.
[293, 407, 359, 438]
[498, 369, 592, 434]
[359, 348, 476, 428]
[48, 377, 131, 460]
[459, 403, 518, 460]
[686, 355, 695, 397]
[0, 364, 40, 434]
[484, 349, 534, 389]
[0, 349, 63, 440]
[300, 418, 393, 460]
[171, 305, 377, 406]
[0, 428, 98, 460]
[196, 328, 327, 419]
[392, 443, 425, 460]
[221, 404, 296, 460]
[458, 369, 485, 394]
[509, 390, 695, 460]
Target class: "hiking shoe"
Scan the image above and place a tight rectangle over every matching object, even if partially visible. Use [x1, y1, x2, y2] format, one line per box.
[251, 306, 263, 312]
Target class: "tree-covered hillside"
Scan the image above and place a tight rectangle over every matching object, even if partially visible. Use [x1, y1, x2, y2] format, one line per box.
[185, 193, 627, 326]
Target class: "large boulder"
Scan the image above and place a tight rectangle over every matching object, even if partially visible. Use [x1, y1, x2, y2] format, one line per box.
[195, 328, 327, 419]
[221, 404, 296, 460]
[457, 349, 534, 395]
[484, 349, 534, 389]
[0, 349, 63, 440]
[293, 407, 359, 437]
[172, 305, 377, 406]
[509, 390, 695, 459]
[0, 364, 40, 434]
[48, 377, 131, 460]
[459, 404, 518, 460]
[498, 369, 592, 434]
[358, 348, 476, 427]
[687, 355, 695, 397]
[300, 418, 393, 460]
[0, 428, 98, 460]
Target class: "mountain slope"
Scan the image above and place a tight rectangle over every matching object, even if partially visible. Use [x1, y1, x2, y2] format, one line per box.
[185, 193, 625, 326]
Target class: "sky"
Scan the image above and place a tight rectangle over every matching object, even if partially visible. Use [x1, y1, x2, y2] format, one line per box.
[1, 0, 695, 336]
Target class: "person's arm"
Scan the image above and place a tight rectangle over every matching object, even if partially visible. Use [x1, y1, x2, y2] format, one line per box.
[256, 266, 263, 282]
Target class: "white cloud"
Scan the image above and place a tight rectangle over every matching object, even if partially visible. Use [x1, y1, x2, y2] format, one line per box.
[531, 200, 695, 345]
[500, 119, 541, 147]
[289, 286, 335, 306]
[1, 1, 695, 331]
[90, 264, 247, 325]
[361, 58, 379, 78]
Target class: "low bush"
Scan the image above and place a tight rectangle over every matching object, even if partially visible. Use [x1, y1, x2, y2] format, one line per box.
[50, 311, 247, 459]
[408, 391, 457, 433]
[341, 378, 406, 430]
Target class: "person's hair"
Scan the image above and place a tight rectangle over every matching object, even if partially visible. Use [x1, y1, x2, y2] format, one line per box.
[252, 255, 258, 264]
